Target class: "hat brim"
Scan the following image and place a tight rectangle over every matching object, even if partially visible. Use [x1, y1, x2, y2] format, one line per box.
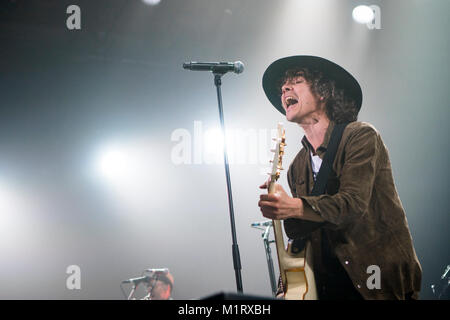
[262, 55, 362, 115]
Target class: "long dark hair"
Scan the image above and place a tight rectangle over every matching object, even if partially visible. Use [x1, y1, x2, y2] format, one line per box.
[278, 68, 359, 123]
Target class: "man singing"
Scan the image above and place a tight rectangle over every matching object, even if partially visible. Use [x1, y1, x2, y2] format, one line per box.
[258, 55, 422, 300]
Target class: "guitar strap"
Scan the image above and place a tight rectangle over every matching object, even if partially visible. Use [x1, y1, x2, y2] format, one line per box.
[310, 122, 349, 196]
[291, 122, 349, 252]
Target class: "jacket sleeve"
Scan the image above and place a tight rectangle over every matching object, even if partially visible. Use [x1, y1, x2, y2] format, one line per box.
[300, 125, 381, 227]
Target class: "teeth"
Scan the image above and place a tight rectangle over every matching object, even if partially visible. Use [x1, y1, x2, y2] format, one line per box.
[285, 97, 298, 107]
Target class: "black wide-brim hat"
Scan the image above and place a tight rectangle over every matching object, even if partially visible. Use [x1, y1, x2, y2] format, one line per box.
[262, 55, 362, 115]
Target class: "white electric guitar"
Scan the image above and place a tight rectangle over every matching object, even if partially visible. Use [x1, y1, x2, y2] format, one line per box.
[268, 123, 318, 300]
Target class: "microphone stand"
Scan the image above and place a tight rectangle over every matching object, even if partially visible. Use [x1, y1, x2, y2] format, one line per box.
[213, 72, 243, 293]
[261, 224, 277, 296]
[145, 277, 157, 300]
[124, 283, 138, 300]
[251, 222, 277, 297]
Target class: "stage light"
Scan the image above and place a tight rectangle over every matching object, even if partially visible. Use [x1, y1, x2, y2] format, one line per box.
[96, 145, 134, 181]
[204, 128, 224, 151]
[142, 0, 161, 6]
[92, 139, 170, 216]
[93, 139, 159, 188]
[203, 128, 237, 164]
[352, 5, 375, 24]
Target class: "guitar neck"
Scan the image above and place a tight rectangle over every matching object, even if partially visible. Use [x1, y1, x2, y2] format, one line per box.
[267, 176, 288, 287]
[268, 177, 277, 195]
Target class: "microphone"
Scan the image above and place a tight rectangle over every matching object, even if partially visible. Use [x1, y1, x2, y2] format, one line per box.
[250, 220, 273, 227]
[122, 269, 169, 284]
[182, 61, 244, 74]
[144, 268, 169, 274]
[121, 275, 151, 285]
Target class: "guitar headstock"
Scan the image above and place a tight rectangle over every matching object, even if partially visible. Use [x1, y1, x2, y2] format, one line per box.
[270, 123, 286, 183]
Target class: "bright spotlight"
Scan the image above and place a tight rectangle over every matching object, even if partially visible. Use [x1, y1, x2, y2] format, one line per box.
[204, 128, 224, 153]
[352, 5, 375, 24]
[142, 0, 161, 6]
[203, 128, 225, 164]
[93, 140, 166, 216]
[203, 128, 239, 164]
[97, 145, 132, 181]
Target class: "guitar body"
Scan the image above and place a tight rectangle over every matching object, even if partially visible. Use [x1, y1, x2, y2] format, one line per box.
[272, 216, 318, 300]
[269, 123, 318, 300]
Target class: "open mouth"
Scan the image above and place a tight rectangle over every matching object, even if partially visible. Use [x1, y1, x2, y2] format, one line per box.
[285, 97, 298, 111]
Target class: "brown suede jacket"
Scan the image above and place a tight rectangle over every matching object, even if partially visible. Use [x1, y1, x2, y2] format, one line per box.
[284, 121, 422, 299]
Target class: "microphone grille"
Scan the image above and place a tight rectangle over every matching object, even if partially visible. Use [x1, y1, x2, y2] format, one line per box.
[234, 61, 244, 74]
